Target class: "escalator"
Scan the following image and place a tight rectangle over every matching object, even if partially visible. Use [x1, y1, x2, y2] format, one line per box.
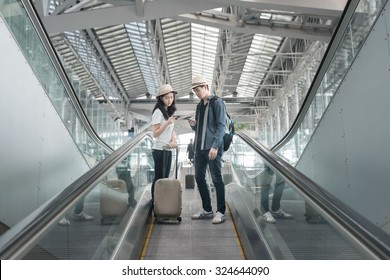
[140, 163, 244, 260]
[0, 131, 388, 260]
[1, 0, 389, 260]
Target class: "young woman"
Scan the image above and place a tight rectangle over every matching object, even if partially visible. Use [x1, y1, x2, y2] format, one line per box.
[150, 84, 178, 203]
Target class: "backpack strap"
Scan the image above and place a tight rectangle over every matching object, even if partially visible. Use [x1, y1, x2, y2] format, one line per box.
[209, 96, 231, 134]
[209, 95, 217, 109]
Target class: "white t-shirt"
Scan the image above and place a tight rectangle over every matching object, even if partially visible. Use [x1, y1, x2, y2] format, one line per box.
[151, 109, 174, 150]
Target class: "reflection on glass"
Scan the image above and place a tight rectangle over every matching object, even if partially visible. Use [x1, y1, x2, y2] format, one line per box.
[224, 137, 371, 259]
[276, 0, 385, 165]
[23, 137, 153, 260]
[0, 0, 127, 159]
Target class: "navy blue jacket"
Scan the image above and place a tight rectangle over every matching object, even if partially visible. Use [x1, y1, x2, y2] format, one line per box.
[192, 95, 226, 152]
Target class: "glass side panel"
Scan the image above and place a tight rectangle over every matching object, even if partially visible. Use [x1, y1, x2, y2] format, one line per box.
[0, 0, 126, 157]
[224, 137, 372, 259]
[276, 0, 385, 165]
[22, 137, 153, 260]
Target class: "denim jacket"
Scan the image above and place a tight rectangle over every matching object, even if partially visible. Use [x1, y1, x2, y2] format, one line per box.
[192, 95, 226, 153]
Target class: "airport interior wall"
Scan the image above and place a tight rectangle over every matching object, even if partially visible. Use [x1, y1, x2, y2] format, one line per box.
[0, 19, 90, 227]
[296, 3, 390, 230]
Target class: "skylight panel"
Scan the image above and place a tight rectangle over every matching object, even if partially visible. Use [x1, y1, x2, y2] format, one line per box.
[191, 23, 219, 91]
[237, 34, 282, 97]
[125, 22, 159, 96]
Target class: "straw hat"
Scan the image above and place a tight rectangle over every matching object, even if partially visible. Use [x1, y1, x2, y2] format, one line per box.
[191, 76, 208, 89]
[156, 84, 177, 98]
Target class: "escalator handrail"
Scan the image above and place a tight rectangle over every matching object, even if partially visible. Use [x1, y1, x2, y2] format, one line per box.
[237, 131, 390, 259]
[0, 132, 153, 260]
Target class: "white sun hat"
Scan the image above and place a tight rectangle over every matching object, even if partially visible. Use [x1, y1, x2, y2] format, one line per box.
[191, 76, 208, 89]
[156, 84, 177, 98]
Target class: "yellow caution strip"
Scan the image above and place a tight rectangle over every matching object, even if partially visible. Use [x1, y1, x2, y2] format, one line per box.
[139, 217, 155, 260]
[227, 204, 247, 259]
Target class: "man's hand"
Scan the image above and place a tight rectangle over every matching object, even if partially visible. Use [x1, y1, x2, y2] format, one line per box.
[208, 147, 218, 160]
[188, 118, 196, 126]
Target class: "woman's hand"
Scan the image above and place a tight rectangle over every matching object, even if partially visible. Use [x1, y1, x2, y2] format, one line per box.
[169, 142, 177, 149]
[164, 142, 177, 149]
[167, 116, 176, 125]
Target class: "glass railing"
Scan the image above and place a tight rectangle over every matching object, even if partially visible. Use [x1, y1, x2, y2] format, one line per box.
[223, 135, 389, 259]
[259, 41, 327, 148]
[67, 70, 129, 150]
[0, 134, 154, 260]
[0, 0, 123, 159]
[275, 0, 386, 164]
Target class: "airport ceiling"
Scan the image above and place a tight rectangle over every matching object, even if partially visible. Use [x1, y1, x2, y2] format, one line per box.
[34, 0, 346, 133]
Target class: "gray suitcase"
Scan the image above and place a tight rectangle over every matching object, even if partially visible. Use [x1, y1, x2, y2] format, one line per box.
[153, 148, 182, 223]
[100, 179, 128, 224]
[154, 178, 182, 223]
[305, 203, 326, 224]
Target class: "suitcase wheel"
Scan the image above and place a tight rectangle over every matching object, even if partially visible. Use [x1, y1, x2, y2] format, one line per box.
[177, 217, 182, 222]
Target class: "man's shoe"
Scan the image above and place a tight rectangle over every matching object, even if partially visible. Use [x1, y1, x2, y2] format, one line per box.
[271, 209, 293, 219]
[58, 217, 70, 226]
[263, 211, 276, 224]
[212, 211, 226, 224]
[191, 210, 213, 219]
[73, 211, 95, 221]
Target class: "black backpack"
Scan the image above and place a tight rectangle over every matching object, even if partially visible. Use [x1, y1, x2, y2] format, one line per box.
[210, 96, 235, 151]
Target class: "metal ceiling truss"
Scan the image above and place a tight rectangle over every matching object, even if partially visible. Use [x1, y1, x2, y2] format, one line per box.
[35, 0, 344, 130]
[148, 19, 170, 88]
[214, 28, 237, 97]
[258, 40, 327, 128]
[159, 18, 192, 97]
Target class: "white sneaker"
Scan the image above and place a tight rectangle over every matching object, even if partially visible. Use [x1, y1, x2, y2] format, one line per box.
[271, 209, 293, 219]
[191, 210, 213, 219]
[73, 211, 94, 221]
[58, 217, 70, 226]
[263, 211, 276, 224]
[212, 211, 226, 224]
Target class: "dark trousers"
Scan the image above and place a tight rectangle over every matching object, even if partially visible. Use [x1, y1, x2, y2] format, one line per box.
[261, 179, 286, 212]
[74, 198, 85, 214]
[194, 149, 225, 214]
[151, 149, 172, 201]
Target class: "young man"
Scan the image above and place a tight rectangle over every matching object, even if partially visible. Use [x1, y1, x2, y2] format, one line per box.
[259, 165, 293, 224]
[188, 76, 227, 224]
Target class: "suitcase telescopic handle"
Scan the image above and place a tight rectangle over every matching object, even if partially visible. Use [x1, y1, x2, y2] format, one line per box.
[162, 147, 179, 179]
[175, 146, 179, 179]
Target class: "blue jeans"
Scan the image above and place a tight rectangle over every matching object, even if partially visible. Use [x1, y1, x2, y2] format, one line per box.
[194, 149, 225, 214]
[261, 179, 285, 212]
[74, 198, 85, 214]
